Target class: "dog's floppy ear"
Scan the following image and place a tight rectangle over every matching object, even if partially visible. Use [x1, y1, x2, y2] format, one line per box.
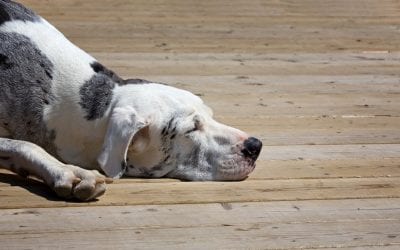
[97, 106, 148, 178]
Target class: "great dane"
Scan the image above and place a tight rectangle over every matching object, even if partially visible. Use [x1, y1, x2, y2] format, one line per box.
[0, 0, 262, 200]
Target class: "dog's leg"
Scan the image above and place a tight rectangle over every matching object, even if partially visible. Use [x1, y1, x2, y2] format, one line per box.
[0, 137, 111, 201]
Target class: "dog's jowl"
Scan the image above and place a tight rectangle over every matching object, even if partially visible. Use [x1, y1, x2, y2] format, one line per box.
[0, 0, 262, 201]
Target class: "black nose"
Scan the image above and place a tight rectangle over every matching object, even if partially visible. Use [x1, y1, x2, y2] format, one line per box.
[242, 137, 262, 160]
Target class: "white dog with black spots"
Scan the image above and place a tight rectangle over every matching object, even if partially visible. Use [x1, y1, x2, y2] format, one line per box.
[0, 0, 262, 201]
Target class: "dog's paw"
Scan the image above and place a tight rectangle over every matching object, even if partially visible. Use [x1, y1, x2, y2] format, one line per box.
[52, 165, 113, 201]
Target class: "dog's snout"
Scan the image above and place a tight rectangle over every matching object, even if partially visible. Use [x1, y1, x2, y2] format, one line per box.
[242, 137, 262, 160]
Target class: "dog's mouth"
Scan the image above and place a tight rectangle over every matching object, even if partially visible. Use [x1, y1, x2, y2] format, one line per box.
[161, 150, 259, 181]
[214, 155, 257, 181]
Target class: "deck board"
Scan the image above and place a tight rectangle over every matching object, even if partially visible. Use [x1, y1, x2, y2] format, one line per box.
[1, 0, 400, 248]
[1, 199, 399, 249]
[1, 173, 399, 209]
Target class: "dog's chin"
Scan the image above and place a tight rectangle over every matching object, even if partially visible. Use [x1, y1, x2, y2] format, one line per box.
[215, 164, 255, 181]
[214, 156, 256, 181]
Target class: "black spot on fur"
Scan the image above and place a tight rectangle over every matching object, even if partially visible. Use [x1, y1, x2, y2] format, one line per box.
[0, 1, 39, 25]
[0, 32, 57, 155]
[184, 146, 201, 167]
[0, 53, 13, 69]
[205, 151, 216, 166]
[90, 61, 105, 73]
[0, 156, 10, 160]
[0, 3, 10, 25]
[161, 126, 167, 136]
[90, 61, 152, 85]
[123, 78, 152, 84]
[79, 73, 115, 120]
[83, 61, 154, 120]
[90, 61, 123, 84]
[166, 117, 175, 131]
[44, 69, 52, 79]
[82, 61, 153, 120]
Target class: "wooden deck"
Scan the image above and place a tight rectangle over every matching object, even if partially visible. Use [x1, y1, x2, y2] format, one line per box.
[1, 0, 400, 248]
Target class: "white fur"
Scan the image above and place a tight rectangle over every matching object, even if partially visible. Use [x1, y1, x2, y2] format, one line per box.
[97, 106, 148, 178]
[0, 7, 260, 200]
[1, 18, 104, 166]
[0, 138, 108, 201]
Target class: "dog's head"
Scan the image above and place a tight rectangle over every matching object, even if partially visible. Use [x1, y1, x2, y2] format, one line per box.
[97, 83, 262, 181]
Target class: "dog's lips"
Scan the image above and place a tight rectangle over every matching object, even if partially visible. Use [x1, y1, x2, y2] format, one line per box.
[215, 156, 256, 181]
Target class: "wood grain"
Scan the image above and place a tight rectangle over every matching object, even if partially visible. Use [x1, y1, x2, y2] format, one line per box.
[0, 199, 399, 249]
[1, 0, 400, 248]
[0, 175, 399, 209]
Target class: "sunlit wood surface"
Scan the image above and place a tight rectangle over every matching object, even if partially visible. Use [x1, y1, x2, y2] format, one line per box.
[1, 0, 400, 248]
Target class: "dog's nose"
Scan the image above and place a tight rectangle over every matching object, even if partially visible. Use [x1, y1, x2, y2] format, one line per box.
[242, 137, 262, 160]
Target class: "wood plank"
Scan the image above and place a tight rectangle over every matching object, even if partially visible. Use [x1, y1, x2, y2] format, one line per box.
[0, 143, 399, 208]
[18, 1, 400, 53]
[0, 199, 399, 249]
[5, 1, 400, 249]
[1, 158, 398, 186]
[251, 158, 400, 180]
[123, 74, 400, 93]
[91, 52, 400, 76]
[80, 53, 400, 117]
[223, 116, 400, 146]
[260, 144, 400, 161]
[0, 175, 398, 209]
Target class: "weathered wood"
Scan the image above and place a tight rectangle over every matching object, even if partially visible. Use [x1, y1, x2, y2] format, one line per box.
[2, 0, 399, 249]
[15, 0, 400, 54]
[251, 158, 400, 180]
[1, 156, 400, 183]
[0, 175, 398, 209]
[0, 199, 399, 249]
[23, 1, 400, 53]
[216, 114, 400, 146]
[260, 144, 400, 161]
[91, 52, 400, 76]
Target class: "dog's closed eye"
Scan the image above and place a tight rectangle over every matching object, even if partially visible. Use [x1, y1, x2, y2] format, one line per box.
[185, 115, 203, 134]
[185, 126, 198, 135]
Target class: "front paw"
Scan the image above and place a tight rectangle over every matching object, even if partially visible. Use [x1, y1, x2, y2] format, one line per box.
[52, 165, 113, 201]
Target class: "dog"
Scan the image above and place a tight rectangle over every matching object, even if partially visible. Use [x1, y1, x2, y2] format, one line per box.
[0, 0, 262, 201]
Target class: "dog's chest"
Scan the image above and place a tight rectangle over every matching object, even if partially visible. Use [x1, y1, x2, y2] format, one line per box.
[0, 17, 111, 167]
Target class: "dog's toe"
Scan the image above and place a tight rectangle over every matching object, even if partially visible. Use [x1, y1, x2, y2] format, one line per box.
[49, 165, 110, 201]
[61, 165, 109, 201]
[73, 181, 106, 201]
[73, 180, 95, 201]
[52, 171, 79, 198]
[53, 183, 73, 198]
[92, 182, 107, 199]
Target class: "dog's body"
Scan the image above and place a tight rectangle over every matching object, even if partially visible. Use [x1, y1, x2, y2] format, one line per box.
[0, 1, 262, 200]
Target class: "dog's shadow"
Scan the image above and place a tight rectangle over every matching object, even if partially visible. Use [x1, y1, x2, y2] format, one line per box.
[0, 172, 92, 202]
